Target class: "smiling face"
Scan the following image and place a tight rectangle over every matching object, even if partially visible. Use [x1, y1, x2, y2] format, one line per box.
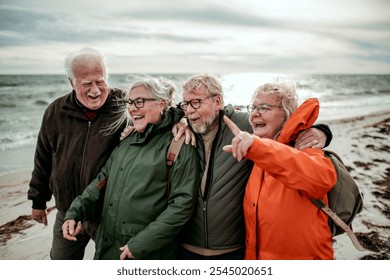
[128, 85, 165, 132]
[249, 93, 287, 139]
[70, 58, 108, 110]
[182, 84, 221, 134]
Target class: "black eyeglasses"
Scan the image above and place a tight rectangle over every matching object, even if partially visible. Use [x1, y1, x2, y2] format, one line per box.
[127, 98, 159, 108]
[247, 103, 280, 114]
[178, 95, 217, 110]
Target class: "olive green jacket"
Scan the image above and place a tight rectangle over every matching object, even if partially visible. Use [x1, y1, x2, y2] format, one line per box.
[65, 108, 200, 259]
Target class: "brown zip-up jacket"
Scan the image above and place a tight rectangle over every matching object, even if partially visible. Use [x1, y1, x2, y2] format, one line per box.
[28, 88, 125, 212]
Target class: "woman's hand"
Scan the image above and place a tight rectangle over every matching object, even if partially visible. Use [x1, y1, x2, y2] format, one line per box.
[62, 220, 82, 241]
[222, 116, 254, 161]
[119, 244, 134, 260]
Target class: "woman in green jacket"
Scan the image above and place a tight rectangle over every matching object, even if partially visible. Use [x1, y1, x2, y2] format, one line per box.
[62, 76, 200, 260]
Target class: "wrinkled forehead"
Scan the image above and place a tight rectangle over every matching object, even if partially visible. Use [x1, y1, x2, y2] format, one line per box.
[73, 57, 106, 78]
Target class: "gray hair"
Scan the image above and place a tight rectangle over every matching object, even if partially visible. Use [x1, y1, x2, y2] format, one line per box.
[250, 82, 298, 120]
[64, 47, 109, 82]
[183, 73, 224, 108]
[101, 75, 176, 135]
[129, 75, 176, 109]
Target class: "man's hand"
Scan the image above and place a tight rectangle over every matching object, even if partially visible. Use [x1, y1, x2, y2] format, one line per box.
[120, 125, 134, 141]
[172, 118, 196, 146]
[295, 127, 326, 150]
[119, 244, 134, 260]
[62, 220, 82, 241]
[31, 209, 48, 226]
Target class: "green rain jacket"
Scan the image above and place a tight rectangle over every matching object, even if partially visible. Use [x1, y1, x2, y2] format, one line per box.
[65, 107, 200, 259]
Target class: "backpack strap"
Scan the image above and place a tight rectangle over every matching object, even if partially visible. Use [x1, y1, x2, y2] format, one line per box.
[309, 198, 365, 251]
[166, 135, 186, 197]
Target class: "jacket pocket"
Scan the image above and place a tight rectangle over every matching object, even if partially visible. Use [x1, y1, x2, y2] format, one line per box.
[120, 222, 146, 242]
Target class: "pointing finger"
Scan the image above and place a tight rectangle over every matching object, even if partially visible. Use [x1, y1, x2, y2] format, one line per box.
[223, 116, 241, 136]
[223, 145, 233, 153]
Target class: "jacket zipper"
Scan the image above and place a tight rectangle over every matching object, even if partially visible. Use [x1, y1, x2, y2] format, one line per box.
[202, 200, 208, 247]
[201, 112, 223, 249]
[201, 140, 211, 248]
[79, 121, 91, 187]
[255, 170, 265, 258]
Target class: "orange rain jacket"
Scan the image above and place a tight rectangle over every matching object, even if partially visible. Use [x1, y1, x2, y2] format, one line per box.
[243, 98, 337, 260]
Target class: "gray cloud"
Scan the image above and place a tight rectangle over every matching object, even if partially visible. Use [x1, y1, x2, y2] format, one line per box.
[2, 3, 388, 50]
[0, 1, 389, 74]
[0, 5, 213, 47]
[114, 6, 278, 28]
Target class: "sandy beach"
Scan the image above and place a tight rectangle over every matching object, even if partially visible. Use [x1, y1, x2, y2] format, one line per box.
[0, 111, 389, 260]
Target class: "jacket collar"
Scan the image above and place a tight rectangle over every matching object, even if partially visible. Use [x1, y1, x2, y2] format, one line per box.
[61, 90, 114, 120]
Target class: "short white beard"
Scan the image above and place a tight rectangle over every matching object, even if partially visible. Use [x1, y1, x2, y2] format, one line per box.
[87, 90, 102, 98]
[190, 114, 216, 134]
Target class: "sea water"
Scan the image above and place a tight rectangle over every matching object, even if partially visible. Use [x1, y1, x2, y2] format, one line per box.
[0, 73, 389, 175]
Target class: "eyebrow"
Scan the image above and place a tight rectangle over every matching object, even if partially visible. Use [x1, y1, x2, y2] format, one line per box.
[253, 103, 272, 106]
[80, 78, 106, 84]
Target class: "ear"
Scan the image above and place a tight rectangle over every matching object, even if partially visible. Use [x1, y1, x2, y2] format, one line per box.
[159, 99, 167, 110]
[69, 78, 76, 90]
[214, 94, 223, 110]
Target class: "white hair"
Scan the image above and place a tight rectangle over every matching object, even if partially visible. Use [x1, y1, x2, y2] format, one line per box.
[64, 47, 109, 82]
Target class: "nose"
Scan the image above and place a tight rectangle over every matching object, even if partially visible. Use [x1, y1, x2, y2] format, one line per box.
[90, 82, 99, 93]
[249, 109, 260, 122]
[127, 102, 138, 111]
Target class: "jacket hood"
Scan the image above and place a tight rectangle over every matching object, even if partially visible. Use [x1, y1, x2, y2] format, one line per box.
[276, 98, 319, 145]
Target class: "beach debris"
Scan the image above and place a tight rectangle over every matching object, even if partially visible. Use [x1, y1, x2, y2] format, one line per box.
[0, 206, 56, 245]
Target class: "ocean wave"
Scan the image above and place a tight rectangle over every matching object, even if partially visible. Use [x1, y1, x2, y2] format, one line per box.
[34, 100, 50, 106]
[0, 82, 21, 87]
[0, 103, 17, 108]
[0, 133, 37, 151]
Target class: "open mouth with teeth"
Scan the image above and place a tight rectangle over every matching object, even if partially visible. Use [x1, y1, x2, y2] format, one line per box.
[87, 93, 101, 100]
[252, 122, 266, 128]
[132, 115, 144, 122]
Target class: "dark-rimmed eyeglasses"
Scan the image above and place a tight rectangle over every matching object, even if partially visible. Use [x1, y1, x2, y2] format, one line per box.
[178, 95, 217, 110]
[247, 103, 280, 114]
[127, 98, 159, 108]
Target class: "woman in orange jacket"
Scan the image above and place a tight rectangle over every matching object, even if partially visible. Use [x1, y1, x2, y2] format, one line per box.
[223, 83, 337, 260]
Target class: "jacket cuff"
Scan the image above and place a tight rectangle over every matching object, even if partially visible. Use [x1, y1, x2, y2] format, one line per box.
[312, 123, 333, 147]
[32, 201, 47, 210]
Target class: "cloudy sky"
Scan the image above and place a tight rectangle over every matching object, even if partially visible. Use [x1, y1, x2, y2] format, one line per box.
[0, 0, 389, 74]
